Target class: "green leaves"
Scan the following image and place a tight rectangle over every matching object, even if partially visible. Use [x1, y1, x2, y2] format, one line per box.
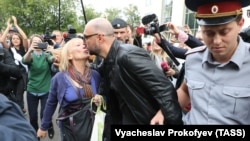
[0, 0, 141, 37]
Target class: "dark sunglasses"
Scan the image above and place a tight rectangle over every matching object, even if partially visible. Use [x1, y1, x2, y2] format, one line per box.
[84, 33, 98, 40]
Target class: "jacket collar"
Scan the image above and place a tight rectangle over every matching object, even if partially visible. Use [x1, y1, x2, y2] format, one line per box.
[104, 40, 122, 65]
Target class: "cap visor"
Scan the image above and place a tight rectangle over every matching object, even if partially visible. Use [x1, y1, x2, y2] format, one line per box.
[197, 16, 237, 26]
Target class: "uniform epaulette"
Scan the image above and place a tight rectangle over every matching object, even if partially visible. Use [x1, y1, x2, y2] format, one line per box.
[185, 45, 206, 56]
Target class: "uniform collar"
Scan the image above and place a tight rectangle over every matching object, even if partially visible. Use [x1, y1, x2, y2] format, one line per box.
[230, 37, 248, 69]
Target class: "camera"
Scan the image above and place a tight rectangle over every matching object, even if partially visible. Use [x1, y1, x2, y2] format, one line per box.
[136, 26, 145, 34]
[140, 13, 168, 35]
[43, 27, 56, 46]
[64, 25, 77, 43]
[37, 42, 48, 50]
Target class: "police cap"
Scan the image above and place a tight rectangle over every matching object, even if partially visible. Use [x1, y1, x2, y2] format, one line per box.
[111, 18, 128, 29]
[185, 0, 250, 25]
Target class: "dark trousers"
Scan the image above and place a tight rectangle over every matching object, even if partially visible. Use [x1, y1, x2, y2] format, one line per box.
[15, 78, 25, 109]
[26, 92, 49, 131]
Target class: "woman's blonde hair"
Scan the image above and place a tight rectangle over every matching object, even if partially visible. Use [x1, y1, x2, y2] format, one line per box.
[151, 38, 168, 62]
[59, 38, 89, 71]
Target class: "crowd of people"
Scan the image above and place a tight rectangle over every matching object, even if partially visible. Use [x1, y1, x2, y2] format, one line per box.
[0, 0, 250, 140]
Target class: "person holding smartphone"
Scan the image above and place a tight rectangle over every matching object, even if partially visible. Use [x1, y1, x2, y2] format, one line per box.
[22, 34, 55, 140]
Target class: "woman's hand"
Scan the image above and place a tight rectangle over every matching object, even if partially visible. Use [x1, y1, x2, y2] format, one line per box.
[12, 16, 17, 26]
[165, 68, 176, 76]
[164, 22, 180, 36]
[27, 42, 39, 53]
[52, 55, 60, 67]
[7, 18, 12, 28]
[93, 94, 103, 106]
[37, 128, 47, 139]
[47, 45, 54, 51]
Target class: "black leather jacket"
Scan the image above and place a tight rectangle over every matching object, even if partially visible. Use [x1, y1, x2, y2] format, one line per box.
[101, 40, 183, 124]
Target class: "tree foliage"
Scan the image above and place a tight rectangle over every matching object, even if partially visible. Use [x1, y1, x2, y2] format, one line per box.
[101, 5, 141, 27]
[104, 8, 122, 22]
[123, 4, 141, 28]
[79, 4, 102, 29]
[0, 0, 82, 36]
[0, 0, 141, 37]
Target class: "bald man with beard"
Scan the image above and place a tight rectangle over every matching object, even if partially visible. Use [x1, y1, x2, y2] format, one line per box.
[83, 17, 183, 140]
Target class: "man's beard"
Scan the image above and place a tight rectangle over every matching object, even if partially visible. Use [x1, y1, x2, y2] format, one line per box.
[88, 45, 100, 56]
[117, 37, 125, 43]
[89, 50, 97, 56]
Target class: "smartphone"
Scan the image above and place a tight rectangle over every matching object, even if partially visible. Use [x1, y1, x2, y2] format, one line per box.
[37, 42, 48, 49]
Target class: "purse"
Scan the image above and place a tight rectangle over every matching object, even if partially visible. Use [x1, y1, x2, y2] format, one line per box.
[56, 74, 95, 141]
[57, 97, 94, 141]
[90, 95, 106, 141]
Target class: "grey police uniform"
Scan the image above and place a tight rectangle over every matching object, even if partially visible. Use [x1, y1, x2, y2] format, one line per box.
[183, 37, 250, 124]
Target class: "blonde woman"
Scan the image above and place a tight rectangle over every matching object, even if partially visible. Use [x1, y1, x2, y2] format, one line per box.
[37, 38, 101, 141]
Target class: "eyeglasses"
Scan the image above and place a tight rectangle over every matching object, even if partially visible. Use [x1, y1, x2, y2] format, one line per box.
[84, 33, 98, 40]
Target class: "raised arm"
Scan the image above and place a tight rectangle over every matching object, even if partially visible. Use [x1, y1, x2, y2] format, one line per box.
[0, 18, 12, 49]
[12, 16, 28, 51]
[22, 40, 37, 63]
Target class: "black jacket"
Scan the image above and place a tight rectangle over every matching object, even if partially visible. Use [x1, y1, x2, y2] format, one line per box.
[0, 48, 22, 96]
[101, 40, 183, 125]
[159, 34, 204, 60]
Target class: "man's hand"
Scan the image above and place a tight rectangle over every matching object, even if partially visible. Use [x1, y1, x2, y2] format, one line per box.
[150, 110, 164, 125]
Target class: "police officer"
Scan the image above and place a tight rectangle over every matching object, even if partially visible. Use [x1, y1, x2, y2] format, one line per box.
[177, 0, 250, 124]
[111, 18, 142, 47]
